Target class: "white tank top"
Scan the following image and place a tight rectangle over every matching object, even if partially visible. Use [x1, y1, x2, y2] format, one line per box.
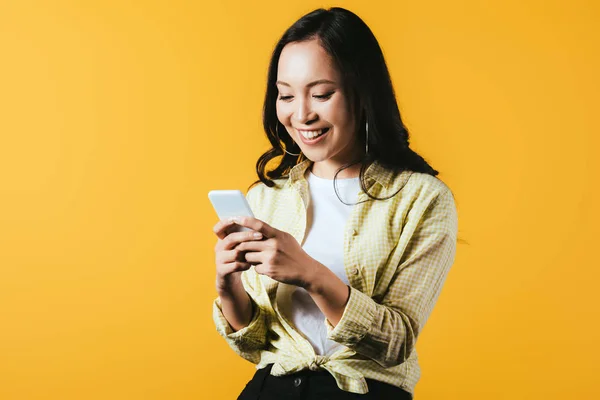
[276, 169, 361, 356]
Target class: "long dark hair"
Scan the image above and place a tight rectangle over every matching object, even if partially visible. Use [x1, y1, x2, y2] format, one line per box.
[250, 7, 439, 202]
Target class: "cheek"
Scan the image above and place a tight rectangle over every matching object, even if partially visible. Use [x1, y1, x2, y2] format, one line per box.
[276, 104, 290, 125]
[325, 98, 352, 128]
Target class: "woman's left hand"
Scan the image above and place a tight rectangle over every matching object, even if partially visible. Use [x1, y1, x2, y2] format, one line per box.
[229, 216, 321, 289]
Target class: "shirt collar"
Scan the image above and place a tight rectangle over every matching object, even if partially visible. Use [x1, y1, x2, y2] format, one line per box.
[288, 159, 397, 190]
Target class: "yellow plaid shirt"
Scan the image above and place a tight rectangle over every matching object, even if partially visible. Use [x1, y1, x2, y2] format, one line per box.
[213, 159, 458, 395]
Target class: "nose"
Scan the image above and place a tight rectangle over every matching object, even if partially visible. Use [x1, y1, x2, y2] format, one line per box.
[293, 98, 316, 124]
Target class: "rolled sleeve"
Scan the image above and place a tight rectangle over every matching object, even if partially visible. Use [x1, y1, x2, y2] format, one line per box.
[325, 286, 376, 346]
[325, 188, 457, 368]
[212, 268, 269, 364]
[213, 296, 264, 340]
[213, 296, 267, 363]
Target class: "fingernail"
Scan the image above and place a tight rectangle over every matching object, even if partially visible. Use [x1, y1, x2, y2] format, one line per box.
[229, 217, 240, 223]
[253, 232, 262, 239]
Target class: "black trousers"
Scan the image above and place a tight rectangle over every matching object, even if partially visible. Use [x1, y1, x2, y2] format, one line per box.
[238, 364, 413, 400]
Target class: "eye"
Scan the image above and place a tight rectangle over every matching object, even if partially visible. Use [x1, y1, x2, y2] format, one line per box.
[278, 95, 293, 101]
[313, 92, 334, 100]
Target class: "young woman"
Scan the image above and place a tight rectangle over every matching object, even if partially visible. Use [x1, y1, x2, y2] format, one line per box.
[212, 7, 458, 400]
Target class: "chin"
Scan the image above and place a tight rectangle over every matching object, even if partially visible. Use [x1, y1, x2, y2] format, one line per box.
[301, 151, 330, 163]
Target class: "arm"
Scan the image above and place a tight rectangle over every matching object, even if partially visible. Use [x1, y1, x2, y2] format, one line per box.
[213, 267, 268, 364]
[218, 272, 253, 332]
[305, 266, 351, 327]
[212, 187, 268, 363]
[319, 189, 458, 368]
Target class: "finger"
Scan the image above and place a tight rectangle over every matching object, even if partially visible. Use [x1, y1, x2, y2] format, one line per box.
[230, 217, 278, 238]
[236, 239, 268, 253]
[213, 219, 239, 240]
[220, 230, 264, 251]
[216, 248, 248, 264]
[253, 263, 266, 275]
[219, 261, 251, 276]
[243, 251, 262, 264]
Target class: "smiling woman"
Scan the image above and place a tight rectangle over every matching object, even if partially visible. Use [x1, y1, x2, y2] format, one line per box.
[212, 7, 457, 400]
[255, 7, 439, 196]
[274, 41, 358, 171]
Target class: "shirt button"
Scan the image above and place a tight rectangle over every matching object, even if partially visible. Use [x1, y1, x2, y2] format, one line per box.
[293, 377, 302, 387]
[350, 267, 359, 275]
[350, 228, 358, 236]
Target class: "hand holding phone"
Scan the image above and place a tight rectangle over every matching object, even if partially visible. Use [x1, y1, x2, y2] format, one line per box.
[209, 189, 262, 303]
[208, 190, 255, 234]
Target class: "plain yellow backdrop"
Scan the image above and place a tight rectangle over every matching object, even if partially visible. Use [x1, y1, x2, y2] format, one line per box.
[1, 0, 598, 399]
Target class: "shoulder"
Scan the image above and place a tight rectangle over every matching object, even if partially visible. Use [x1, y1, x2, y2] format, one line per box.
[245, 178, 290, 217]
[401, 172, 458, 235]
[246, 178, 288, 200]
[399, 171, 454, 206]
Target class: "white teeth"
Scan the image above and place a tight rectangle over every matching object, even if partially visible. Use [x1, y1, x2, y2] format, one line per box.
[298, 129, 327, 139]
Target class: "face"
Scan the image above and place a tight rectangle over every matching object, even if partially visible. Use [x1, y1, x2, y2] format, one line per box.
[276, 39, 363, 172]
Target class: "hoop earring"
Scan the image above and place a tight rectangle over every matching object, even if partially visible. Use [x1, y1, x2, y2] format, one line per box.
[366, 120, 369, 155]
[276, 125, 301, 156]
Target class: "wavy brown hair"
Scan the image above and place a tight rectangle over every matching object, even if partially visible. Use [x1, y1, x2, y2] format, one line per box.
[250, 7, 439, 203]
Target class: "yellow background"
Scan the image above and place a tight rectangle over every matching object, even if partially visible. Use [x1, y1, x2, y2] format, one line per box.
[1, 0, 598, 398]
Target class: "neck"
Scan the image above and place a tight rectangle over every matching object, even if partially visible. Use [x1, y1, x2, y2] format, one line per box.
[309, 159, 367, 180]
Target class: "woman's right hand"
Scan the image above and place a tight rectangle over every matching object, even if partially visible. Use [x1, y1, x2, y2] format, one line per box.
[213, 218, 263, 296]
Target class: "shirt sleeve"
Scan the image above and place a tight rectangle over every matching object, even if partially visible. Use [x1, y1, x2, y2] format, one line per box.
[212, 187, 268, 364]
[212, 268, 268, 364]
[325, 188, 458, 368]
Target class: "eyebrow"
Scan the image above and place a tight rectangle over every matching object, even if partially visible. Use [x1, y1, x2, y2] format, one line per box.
[276, 79, 336, 88]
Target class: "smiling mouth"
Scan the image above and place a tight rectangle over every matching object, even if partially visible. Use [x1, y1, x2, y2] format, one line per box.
[296, 127, 330, 140]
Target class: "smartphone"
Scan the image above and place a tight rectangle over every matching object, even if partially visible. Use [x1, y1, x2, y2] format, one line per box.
[208, 190, 255, 233]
